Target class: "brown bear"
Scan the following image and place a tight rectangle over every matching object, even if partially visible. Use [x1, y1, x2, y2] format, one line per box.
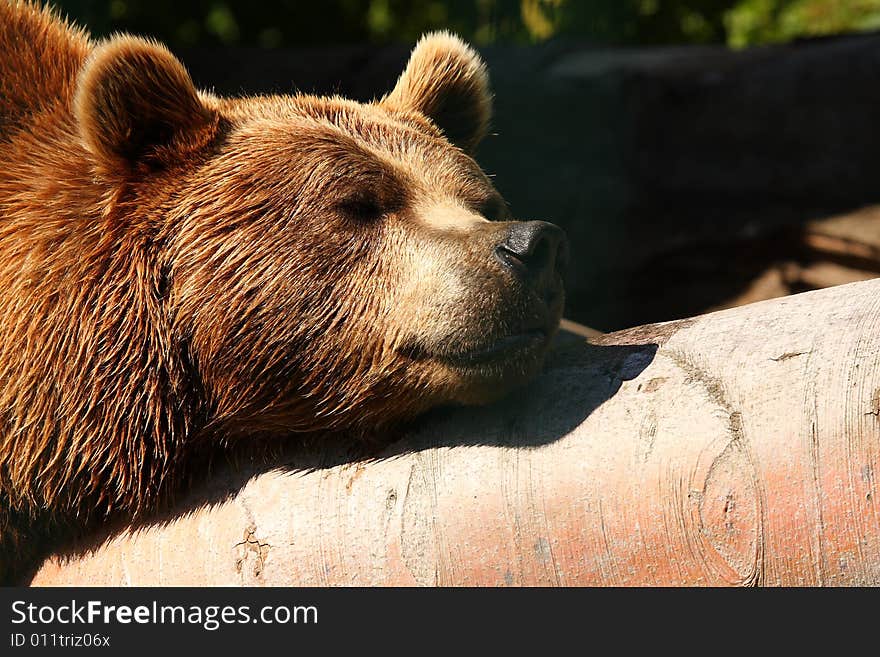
[0, 1, 567, 584]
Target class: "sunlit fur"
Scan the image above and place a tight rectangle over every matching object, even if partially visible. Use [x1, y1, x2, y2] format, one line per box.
[0, 2, 564, 582]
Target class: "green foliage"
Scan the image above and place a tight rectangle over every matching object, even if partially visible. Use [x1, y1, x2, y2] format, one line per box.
[50, 0, 880, 48]
[726, 0, 880, 47]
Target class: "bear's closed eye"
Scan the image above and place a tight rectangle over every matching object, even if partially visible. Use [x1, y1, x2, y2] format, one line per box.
[337, 191, 386, 223]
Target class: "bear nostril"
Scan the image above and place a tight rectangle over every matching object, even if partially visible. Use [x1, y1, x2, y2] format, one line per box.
[496, 221, 568, 281]
[495, 243, 526, 273]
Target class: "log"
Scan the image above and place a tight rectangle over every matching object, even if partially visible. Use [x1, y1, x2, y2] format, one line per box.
[32, 279, 880, 586]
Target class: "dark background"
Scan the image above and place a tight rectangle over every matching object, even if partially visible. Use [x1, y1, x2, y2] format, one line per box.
[50, 1, 880, 49]
[52, 1, 880, 331]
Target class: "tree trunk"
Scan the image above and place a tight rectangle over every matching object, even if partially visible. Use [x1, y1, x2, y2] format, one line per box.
[32, 279, 880, 586]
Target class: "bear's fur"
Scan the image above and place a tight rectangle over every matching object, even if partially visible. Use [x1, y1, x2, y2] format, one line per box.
[0, 1, 566, 584]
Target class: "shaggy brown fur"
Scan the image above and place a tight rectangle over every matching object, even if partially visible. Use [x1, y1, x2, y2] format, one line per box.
[0, 1, 566, 584]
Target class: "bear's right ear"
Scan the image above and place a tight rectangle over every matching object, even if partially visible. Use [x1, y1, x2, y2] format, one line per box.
[74, 36, 218, 173]
[381, 32, 492, 154]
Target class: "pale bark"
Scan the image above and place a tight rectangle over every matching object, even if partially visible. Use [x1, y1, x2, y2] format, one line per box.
[33, 279, 880, 586]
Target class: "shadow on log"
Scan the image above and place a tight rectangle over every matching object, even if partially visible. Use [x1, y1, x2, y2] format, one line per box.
[33, 279, 880, 586]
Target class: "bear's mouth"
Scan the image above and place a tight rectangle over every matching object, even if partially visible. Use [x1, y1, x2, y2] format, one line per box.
[402, 326, 551, 368]
[441, 328, 548, 366]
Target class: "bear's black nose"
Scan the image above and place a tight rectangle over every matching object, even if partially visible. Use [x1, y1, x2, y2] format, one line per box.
[495, 221, 568, 281]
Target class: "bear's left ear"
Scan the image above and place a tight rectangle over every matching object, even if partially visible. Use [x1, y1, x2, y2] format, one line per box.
[74, 35, 218, 174]
[381, 32, 492, 154]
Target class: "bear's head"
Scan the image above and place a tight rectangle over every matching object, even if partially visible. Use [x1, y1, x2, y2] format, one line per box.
[73, 33, 567, 437]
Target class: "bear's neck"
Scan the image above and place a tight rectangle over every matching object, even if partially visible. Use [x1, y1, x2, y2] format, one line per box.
[0, 199, 206, 520]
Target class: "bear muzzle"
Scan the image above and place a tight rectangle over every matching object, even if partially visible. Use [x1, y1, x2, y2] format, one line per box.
[413, 220, 568, 372]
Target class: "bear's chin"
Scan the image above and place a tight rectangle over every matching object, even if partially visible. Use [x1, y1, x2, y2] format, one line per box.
[431, 329, 555, 406]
